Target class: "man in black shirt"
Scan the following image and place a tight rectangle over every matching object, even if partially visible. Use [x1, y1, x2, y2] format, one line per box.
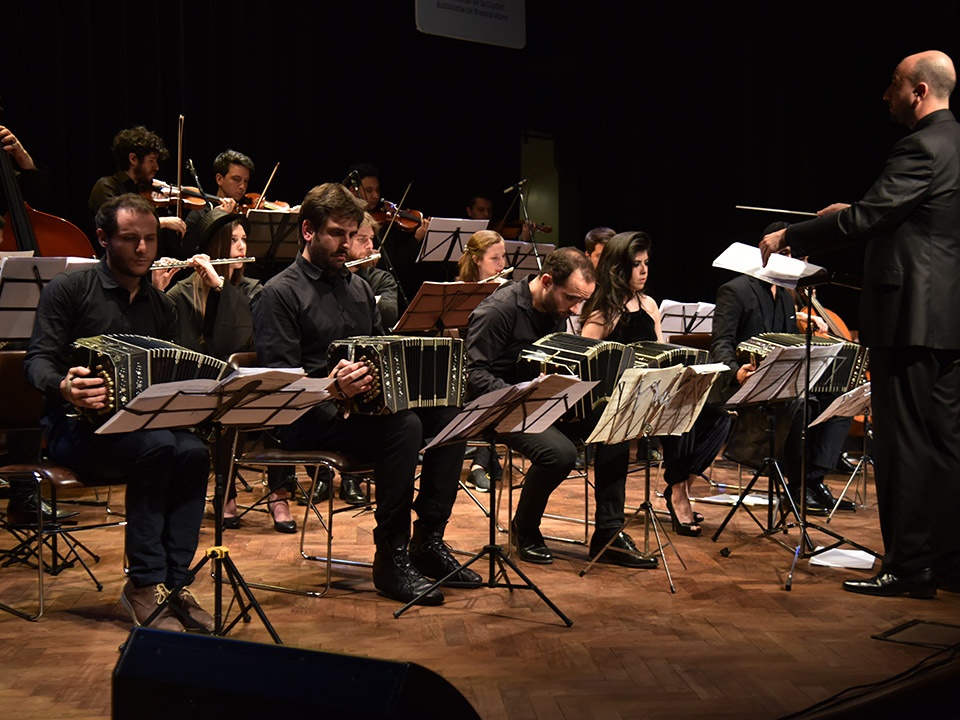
[24, 194, 214, 633]
[464, 247, 649, 567]
[251, 182, 480, 606]
[88, 126, 187, 255]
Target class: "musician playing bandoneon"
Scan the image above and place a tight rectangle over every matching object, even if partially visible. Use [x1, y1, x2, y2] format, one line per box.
[464, 247, 657, 568]
[250, 182, 481, 607]
[23, 193, 215, 633]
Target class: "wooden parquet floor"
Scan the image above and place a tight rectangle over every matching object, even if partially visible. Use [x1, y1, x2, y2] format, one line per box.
[2, 455, 959, 719]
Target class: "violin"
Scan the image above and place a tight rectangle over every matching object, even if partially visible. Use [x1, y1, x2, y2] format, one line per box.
[144, 180, 213, 211]
[494, 220, 553, 240]
[241, 192, 290, 213]
[371, 199, 423, 232]
[793, 289, 854, 341]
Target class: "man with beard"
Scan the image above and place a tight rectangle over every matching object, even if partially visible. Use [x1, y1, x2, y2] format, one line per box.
[88, 126, 187, 256]
[464, 247, 649, 567]
[251, 182, 481, 605]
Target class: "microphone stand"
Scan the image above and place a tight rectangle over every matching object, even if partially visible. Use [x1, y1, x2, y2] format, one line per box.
[503, 179, 542, 271]
[186, 159, 213, 211]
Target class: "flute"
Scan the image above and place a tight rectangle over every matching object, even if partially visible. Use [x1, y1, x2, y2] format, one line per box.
[344, 252, 381, 268]
[149, 256, 256, 271]
[479, 266, 514, 282]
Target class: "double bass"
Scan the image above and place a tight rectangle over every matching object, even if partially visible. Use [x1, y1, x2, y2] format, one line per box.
[0, 116, 94, 258]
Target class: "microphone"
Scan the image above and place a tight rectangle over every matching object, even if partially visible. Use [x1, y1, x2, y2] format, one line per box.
[343, 169, 361, 187]
[503, 178, 529, 194]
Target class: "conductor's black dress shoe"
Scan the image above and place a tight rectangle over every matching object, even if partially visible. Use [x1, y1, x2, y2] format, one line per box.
[842, 568, 937, 598]
[511, 521, 553, 564]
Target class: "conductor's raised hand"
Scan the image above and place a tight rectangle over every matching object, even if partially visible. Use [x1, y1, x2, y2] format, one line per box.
[60, 365, 108, 409]
[758, 228, 787, 267]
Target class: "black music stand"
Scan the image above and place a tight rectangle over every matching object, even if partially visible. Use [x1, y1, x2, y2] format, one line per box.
[96, 368, 333, 642]
[658, 300, 716, 336]
[393, 374, 598, 625]
[416, 217, 488, 272]
[578, 363, 726, 591]
[503, 239, 556, 276]
[244, 208, 300, 271]
[391, 280, 499, 335]
[809, 383, 872, 521]
[0, 256, 99, 345]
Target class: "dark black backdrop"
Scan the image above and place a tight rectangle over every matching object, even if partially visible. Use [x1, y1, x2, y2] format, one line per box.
[6, 1, 960, 331]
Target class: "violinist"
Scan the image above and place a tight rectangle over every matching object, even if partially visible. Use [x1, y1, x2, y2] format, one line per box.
[345, 162, 441, 306]
[711, 221, 855, 516]
[88, 126, 187, 255]
[213, 149, 254, 213]
[179, 149, 256, 262]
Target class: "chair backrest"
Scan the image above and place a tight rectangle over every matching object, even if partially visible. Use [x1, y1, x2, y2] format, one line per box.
[0, 351, 45, 432]
[227, 351, 259, 371]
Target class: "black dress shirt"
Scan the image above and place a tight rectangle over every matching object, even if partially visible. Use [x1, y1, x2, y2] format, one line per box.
[25, 258, 178, 414]
[251, 253, 382, 377]
[463, 276, 564, 399]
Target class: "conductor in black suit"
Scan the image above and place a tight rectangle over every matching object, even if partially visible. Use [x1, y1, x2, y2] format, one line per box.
[760, 50, 960, 599]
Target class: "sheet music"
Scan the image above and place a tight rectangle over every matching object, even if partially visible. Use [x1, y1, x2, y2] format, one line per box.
[810, 382, 871, 425]
[421, 374, 596, 452]
[1, 256, 100, 341]
[585, 364, 725, 445]
[712, 242, 825, 289]
[658, 299, 716, 334]
[725, 344, 838, 407]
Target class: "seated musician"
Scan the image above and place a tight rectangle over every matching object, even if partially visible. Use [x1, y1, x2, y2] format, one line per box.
[165, 211, 261, 361]
[212, 149, 254, 214]
[250, 182, 481, 606]
[579, 231, 732, 537]
[711, 221, 854, 514]
[88, 126, 187, 253]
[23, 193, 214, 633]
[464, 247, 653, 568]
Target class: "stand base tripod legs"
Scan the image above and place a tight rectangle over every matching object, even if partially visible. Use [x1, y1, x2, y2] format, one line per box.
[142, 545, 283, 644]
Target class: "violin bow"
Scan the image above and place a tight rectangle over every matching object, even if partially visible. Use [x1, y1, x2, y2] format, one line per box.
[254, 162, 280, 211]
[379, 182, 414, 248]
[175, 114, 185, 219]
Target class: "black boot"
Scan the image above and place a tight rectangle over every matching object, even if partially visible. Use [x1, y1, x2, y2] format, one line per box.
[410, 520, 482, 586]
[372, 535, 445, 606]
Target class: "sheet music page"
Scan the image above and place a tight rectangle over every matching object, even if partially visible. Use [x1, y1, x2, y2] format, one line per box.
[712, 242, 825, 289]
[585, 366, 682, 445]
[658, 299, 716, 334]
[495, 374, 596, 434]
[810, 382, 871, 425]
[213, 367, 305, 393]
[647, 364, 726, 437]
[725, 344, 838, 407]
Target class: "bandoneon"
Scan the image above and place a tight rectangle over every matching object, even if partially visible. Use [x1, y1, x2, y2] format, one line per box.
[326, 335, 465, 415]
[516, 332, 635, 421]
[71, 334, 229, 421]
[735, 332, 869, 393]
[629, 340, 710, 369]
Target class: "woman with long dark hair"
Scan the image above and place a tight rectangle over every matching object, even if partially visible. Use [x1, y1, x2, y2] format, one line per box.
[581, 231, 730, 536]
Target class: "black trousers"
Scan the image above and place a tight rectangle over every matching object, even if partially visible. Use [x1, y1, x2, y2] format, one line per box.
[870, 346, 960, 577]
[279, 404, 465, 544]
[43, 412, 209, 588]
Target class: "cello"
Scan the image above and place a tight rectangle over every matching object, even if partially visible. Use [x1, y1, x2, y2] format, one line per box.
[0, 115, 94, 258]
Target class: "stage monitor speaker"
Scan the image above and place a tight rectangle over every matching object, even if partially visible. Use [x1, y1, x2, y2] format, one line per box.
[113, 627, 480, 720]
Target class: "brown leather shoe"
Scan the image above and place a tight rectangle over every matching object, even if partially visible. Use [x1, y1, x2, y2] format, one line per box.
[171, 587, 215, 633]
[120, 581, 183, 632]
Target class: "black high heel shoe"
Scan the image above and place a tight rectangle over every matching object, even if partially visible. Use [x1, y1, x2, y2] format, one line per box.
[663, 485, 701, 537]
